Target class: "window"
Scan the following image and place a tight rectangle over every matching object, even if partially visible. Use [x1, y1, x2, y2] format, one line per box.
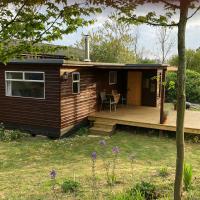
[72, 72, 80, 94]
[109, 71, 117, 85]
[5, 71, 45, 99]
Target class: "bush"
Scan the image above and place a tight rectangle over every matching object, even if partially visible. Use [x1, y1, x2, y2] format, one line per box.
[166, 70, 200, 103]
[129, 181, 160, 200]
[61, 179, 80, 193]
[0, 124, 29, 142]
[184, 163, 193, 191]
[76, 127, 88, 136]
[0, 122, 5, 140]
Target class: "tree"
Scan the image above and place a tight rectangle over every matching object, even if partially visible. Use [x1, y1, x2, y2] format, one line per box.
[76, 16, 136, 63]
[89, 0, 200, 199]
[0, 0, 100, 63]
[170, 49, 200, 73]
[166, 70, 200, 103]
[156, 27, 175, 63]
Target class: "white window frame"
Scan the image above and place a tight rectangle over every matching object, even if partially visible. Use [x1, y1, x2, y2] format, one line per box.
[5, 71, 45, 99]
[109, 71, 117, 85]
[72, 72, 80, 94]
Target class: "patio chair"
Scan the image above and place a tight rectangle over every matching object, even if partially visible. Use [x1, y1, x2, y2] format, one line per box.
[100, 91, 110, 111]
[112, 90, 126, 105]
[110, 93, 121, 112]
[112, 89, 118, 96]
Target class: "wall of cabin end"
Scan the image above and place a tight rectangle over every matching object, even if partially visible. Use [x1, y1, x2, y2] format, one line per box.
[0, 64, 61, 138]
[60, 67, 97, 135]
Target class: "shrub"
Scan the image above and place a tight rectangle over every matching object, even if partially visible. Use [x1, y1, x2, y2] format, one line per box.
[0, 122, 5, 140]
[129, 181, 160, 200]
[158, 167, 169, 177]
[61, 179, 80, 193]
[166, 70, 200, 103]
[184, 163, 193, 191]
[76, 127, 88, 136]
[0, 126, 29, 142]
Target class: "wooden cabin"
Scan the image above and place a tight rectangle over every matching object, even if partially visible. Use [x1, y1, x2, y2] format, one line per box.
[0, 58, 168, 138]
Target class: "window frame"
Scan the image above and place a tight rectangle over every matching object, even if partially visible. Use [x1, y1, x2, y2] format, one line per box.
[72, 72, 80, 94]
[5, 71, 45, 99]
[109, 71, 117, 85]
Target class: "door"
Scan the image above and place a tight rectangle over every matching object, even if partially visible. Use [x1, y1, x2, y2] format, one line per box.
[127, 71, 142, 106]
[142, 71, 157, 106]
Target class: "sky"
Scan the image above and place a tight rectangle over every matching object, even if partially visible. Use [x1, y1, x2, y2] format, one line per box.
[52, 4, 200, 60]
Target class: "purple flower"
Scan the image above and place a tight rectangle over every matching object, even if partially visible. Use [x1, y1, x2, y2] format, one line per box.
[50, 169, 56, 179]
[91, 152, 97, 160]
[112, 146, 120, 154]
[99, 140, 106, 146]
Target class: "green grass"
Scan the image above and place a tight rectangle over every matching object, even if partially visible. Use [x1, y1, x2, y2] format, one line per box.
[0, 132, 200, 199]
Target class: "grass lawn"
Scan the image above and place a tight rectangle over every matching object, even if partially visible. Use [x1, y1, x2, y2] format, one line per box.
[0, 131, 200, 199]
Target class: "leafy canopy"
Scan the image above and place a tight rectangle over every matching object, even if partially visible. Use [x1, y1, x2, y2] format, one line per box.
[166, 69, 200, 103]
[89, 0, 200, 27]
[0, 0, 101, 63]
[76, 16, 136, 63]
[169, 49, 200, 73]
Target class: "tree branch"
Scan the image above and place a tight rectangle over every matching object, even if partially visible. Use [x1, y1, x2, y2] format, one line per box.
[187, 5, 200, 20]
[160, 0, 180, 9]
[32, 13, 62, 44]
[129, 16, 179, 27]
[0, 0, 27, 34]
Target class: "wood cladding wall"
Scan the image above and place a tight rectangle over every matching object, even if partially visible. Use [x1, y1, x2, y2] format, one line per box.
[0, 64, 61, 135]
[60, 67, 97, 130]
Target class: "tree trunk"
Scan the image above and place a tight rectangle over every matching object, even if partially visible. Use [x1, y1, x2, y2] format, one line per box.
[174, 2, 189, 200]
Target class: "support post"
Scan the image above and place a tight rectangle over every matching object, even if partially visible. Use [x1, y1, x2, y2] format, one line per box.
[160, 69, 166, 124]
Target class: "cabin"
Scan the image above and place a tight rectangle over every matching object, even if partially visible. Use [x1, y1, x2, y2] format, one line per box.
[0, 56, 168, 138]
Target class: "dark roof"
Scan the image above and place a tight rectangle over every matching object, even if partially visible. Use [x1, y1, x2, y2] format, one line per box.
[5, 59, 169, 69]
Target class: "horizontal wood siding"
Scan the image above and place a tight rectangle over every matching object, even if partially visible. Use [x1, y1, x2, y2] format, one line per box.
[0, 64, 60, 133]
[60, 67, 97, 129]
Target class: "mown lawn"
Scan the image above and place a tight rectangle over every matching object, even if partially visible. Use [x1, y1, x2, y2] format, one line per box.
[0, 131, 200, 200]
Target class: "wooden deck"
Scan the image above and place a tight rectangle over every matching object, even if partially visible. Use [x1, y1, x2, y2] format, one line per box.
[89, 106, 200, 135]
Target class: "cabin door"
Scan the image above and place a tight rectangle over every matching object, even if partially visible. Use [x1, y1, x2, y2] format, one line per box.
[127, 71, 142, 106]
[142, 71, 157, 106]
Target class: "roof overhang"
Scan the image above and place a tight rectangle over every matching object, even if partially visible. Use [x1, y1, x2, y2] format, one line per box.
[3, 59, 169, 70]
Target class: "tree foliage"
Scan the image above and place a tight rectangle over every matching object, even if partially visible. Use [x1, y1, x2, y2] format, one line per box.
[76, 16, 136, 63]
[0, 0, 101, 63]
[170, 49, 200, 73]
[166, 70, 200, 104]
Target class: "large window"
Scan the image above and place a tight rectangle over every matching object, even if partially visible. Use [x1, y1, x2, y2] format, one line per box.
[109, 71, 117, 85]
[72, 72, 80, 94]
[5, 71, 45, 99]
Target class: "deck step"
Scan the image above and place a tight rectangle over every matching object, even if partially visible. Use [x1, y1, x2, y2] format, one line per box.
[89, 126, 114, 136]
[89, 119, 116, 136]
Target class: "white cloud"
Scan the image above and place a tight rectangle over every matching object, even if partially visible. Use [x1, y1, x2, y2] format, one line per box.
[52, 5, 200, 59]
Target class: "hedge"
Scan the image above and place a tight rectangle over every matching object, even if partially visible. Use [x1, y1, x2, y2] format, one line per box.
[166, 70, 200, 104]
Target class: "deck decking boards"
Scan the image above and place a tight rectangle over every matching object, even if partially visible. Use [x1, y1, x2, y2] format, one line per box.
[88, 106, 200, 135]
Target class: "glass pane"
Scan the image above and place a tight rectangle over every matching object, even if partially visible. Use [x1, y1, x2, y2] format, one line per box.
[6, 72, 23, 80]
[109, 71, 117, 84]
[73, 73, 80, 81]
[73, 82, 79, 93]
[25, 72, 44, 81]
[9, 81, 44, 98]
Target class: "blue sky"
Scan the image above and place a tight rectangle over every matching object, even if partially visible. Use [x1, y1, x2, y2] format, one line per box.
[52, 6, 200, 60]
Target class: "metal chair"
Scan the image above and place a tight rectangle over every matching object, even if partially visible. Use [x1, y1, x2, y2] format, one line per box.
[110, 93, 121, 112]
[100, 91, 110, 111]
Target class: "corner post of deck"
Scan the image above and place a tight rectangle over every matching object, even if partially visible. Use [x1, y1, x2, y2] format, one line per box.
[160, 69, 167, 124]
